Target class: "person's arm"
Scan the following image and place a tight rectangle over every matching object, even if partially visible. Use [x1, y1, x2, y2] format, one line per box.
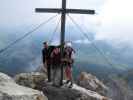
[61, 58, 68, 62]
[71, 51, 75, 63]
[42, 49, 48, 68]
[42, 49, 46, 64]
[72, 48, 76, 53]
[51, 50, 54, 58]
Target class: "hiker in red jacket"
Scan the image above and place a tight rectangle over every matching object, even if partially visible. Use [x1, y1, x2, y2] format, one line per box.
[51, 45, 61, 87]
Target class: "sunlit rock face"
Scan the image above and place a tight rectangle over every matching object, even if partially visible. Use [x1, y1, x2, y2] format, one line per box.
[77, 72, 108, 96]
[0, 72, 48, 100]
[15, 72, 47, 89]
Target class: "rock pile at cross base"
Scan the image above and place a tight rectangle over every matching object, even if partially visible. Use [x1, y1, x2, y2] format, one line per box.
[0, 72, 48, 100]
[15, 72, 110, 100]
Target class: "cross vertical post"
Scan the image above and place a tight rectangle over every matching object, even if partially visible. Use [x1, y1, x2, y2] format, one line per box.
[60, 0, 66, 85]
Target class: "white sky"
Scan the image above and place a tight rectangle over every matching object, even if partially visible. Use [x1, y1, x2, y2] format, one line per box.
[0, 0, 103, 27]
[96, 0, 133, 47]
[0, 0, 133, 47]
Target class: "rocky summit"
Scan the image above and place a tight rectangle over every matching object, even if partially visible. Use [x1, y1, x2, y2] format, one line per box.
[0, 72, 48, 100]
[37, 81, 109, 100]
[15, 72, 110, 100]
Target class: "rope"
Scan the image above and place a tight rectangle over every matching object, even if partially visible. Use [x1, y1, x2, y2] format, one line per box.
[0, 14, 58, 54]
[68, 15, 116, 68]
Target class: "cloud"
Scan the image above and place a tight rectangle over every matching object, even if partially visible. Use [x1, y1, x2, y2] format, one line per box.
[73, 39, 91, 44]
[47, 39, 91, 45]
[95, 0, 133, 47]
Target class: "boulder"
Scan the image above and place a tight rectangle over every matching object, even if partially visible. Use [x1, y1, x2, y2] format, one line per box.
[0, 72, 48, 100]
[37, 81, 110, 100]
[15, 72, 47, 89]
[77, 72, 108, 96]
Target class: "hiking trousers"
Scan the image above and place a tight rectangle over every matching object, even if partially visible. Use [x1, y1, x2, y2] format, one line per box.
[52, 65, 61, 86]
[47, 64, 51, 82]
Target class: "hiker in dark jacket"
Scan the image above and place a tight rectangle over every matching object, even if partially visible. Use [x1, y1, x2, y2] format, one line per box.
[42, 42, 51, 82]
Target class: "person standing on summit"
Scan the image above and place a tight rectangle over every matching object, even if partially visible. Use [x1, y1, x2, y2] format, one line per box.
[62, 42, 75, 88]
[51, 45, 61, 87]
[64, 43, 75, 88]
[42, 42, 51, 82]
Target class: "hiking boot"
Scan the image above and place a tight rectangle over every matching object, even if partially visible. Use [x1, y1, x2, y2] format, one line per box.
[65, 80, 70, 84]
[68, 82, 73, 88]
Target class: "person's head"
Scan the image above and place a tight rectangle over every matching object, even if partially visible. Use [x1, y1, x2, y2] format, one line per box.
[65, 42, 72, 48]
[43, 42, 48, 48]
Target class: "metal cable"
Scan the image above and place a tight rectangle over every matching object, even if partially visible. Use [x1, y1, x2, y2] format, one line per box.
[68, 14, 117, 68]
[0, 14, 58, 54]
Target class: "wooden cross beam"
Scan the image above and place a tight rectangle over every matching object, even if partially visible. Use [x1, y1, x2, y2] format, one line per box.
[35, 0, 95, 85]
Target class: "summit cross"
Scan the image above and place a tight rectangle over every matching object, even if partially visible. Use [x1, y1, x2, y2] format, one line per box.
[35, 0, 95, 85]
